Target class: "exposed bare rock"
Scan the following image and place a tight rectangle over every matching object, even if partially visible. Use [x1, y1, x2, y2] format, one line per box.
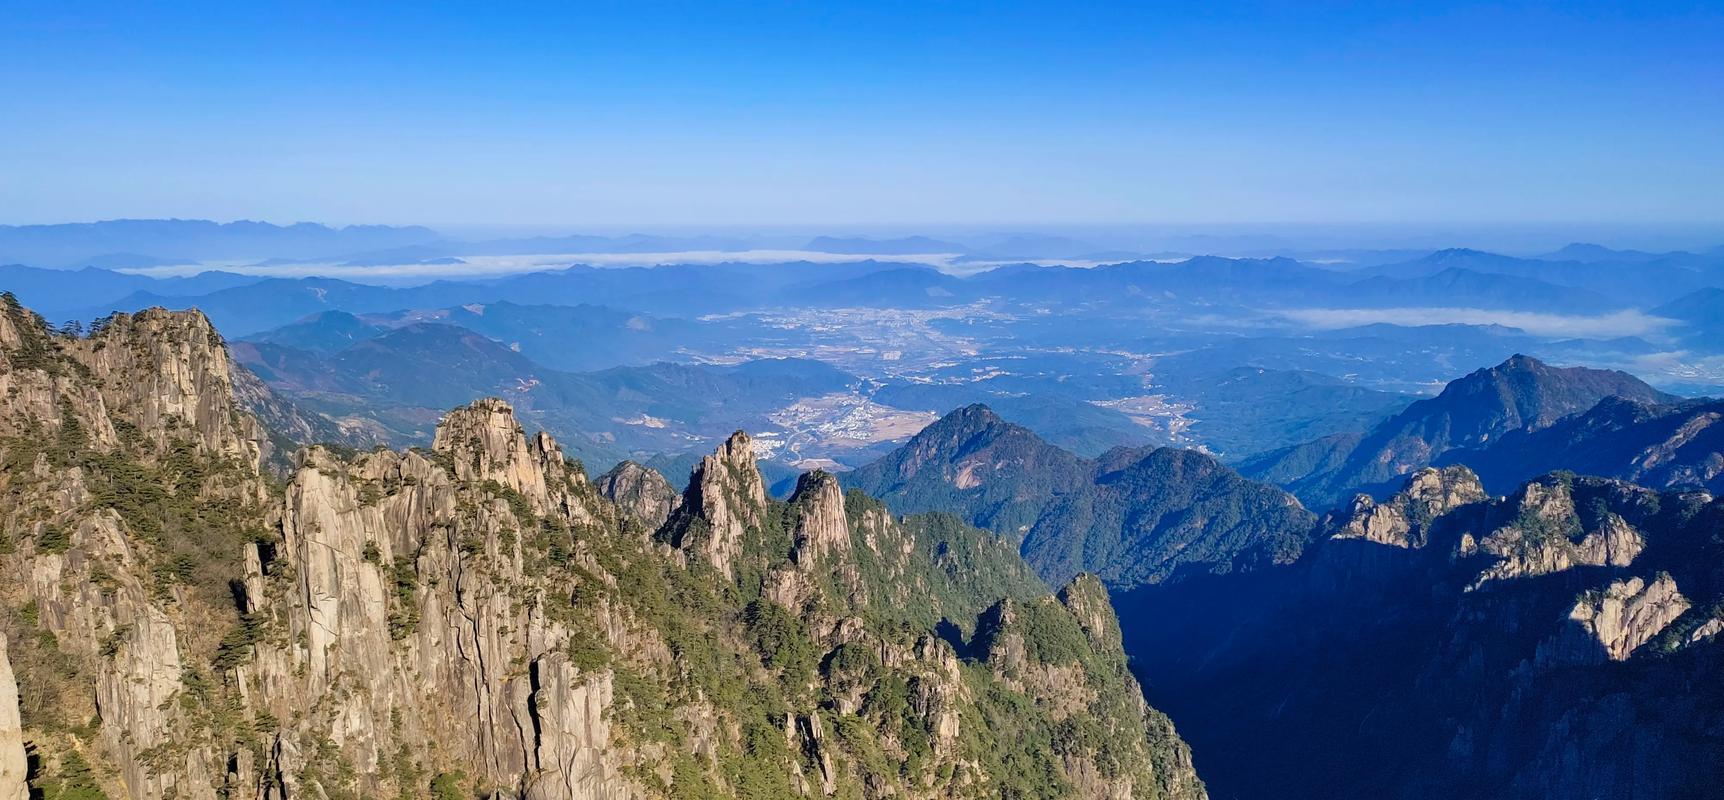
[433, 397, 575, 504]
[1467, 479, 1646, 586]
[523, 656, 620, 800]
[1331, 466, 1486, 548]
[248, 420, 630, 799]
[1688, 617, 1724, 644]
[0, 635, 24, 800]
[1541, 574, 1690, 665]
[660, 430, 765, 579]
[789, 470, 850, 564]
[595, 460, 679, 529]
[86, 308, 267, 467]
[1058, 573, 1123, 649]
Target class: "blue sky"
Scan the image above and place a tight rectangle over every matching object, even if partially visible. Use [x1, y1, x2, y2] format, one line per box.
[1, 1, 1720, 228]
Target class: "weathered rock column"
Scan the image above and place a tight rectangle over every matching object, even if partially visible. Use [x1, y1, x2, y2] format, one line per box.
[0, 634, 26, 800]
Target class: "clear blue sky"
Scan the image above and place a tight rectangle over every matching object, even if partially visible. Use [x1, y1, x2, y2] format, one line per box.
[1, 1, 1720, 228]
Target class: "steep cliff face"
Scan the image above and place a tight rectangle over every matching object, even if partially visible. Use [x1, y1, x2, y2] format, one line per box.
[240, 401, 626, 799]
[0, 635, 24, 800]
[1541, 574, 1690, 664]
[786, 471, 849, 565]
[658, 430, 767, 580]
[0, 297, 1205, 800]
[0, 297, 274, 800]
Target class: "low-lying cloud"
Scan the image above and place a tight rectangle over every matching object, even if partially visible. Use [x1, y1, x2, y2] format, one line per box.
[125, 249, 960, 283]
[1278, 307, 1679, 340]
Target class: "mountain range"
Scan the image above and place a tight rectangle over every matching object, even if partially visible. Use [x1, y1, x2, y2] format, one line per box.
[17, 240, 1724, 340]
[0, 295, 1207, 800]
[1240, 354, 1680, 510]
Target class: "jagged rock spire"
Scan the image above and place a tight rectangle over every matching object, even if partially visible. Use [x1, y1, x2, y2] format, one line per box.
[432, 397, 569, 504]
[789, 470, 850, 564]
[664, 430, 767, 579]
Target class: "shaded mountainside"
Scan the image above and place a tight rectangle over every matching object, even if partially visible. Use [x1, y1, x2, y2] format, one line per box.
[1244, 354, 1676, 510]
[0, 298, 1204, 800]
[848, 405, 1317, 589]
[1114, 466, 1724, 800]
[1435, 395, 1724, 495]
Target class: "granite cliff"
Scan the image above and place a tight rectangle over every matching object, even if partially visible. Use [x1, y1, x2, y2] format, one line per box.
[0, 295, 1205, 800]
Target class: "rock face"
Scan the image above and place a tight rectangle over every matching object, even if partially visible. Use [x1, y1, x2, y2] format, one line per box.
[1115, 466, 1724, 800]
[788, 470, 850, 564]
[595, 460, 679, 529]
[1330, 466, 1486, 548]
[1545, 574, 1691, 664]
[1464, 477, 1648, 586]
[660, 430, 766, 579]
[247, 407, 624, 798]
[0, 635, 24, 800]
[0, 297, 1206, 800]
[432, 396, 577, 504]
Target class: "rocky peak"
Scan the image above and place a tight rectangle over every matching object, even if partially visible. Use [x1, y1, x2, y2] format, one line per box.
[1464, 476, 1647, 586]
[709, 429, 768, 507]
[431, 397, 570, 504]
[88, 308, 266, 467]
[788, 470, 849, 564]
[1057, 574, 1121, 648]
[0, 293, 36, 350]
[662, 430, 767, 579]
[596, 460, 680, 529]
[1330, 466, 1486, 548]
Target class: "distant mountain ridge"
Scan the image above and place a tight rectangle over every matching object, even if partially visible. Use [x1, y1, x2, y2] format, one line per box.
[1242, 354, 1679, 509]
[1435, 394, 1724, 495]
[802, 235, 967, 254]
[848, 404, 1319, 588]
